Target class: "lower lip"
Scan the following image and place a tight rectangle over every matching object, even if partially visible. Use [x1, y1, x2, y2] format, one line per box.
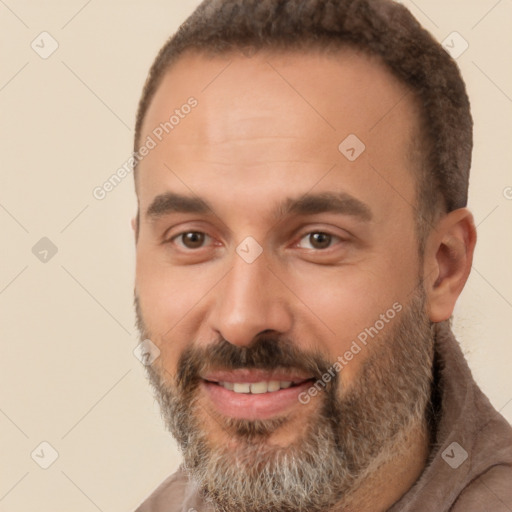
[200, 380, 315, 420]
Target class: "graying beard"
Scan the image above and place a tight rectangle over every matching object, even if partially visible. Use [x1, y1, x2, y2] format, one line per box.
[141, 290, 434, 512]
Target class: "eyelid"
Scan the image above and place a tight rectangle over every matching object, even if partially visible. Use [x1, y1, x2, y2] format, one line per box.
[292, 223, 351, 244]
[161, 219, 217, 243]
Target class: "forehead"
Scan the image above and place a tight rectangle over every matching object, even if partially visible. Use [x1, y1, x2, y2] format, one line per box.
[137, 48, 419, 217]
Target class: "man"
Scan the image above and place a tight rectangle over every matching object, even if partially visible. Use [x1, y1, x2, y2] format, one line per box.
[131, 0, 512, 510]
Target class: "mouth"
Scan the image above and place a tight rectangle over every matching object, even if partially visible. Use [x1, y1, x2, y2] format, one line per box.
[209, 379, 310, 393]
[200, 369, 316, 420]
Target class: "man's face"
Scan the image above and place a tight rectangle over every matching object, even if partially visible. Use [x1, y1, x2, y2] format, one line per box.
[134, 49, 434, 511]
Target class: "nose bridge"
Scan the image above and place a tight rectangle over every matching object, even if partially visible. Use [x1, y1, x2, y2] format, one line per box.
[210, 250, 291, 346]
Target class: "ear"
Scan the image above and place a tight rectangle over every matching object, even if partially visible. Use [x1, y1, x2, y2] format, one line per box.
[423, 208, 477, 322]
[131, 210, 139, 243]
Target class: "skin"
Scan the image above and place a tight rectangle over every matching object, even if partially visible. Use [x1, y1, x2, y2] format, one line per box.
[133, 48, 476, 511]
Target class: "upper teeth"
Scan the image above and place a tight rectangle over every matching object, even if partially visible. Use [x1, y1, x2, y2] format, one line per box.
[220, 381, 294, 394]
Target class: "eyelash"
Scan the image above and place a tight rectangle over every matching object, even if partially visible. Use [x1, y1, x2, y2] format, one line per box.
[168, 230, 344, 251]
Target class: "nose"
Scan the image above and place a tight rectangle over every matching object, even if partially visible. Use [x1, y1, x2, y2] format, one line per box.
[207, 250, 293, 347]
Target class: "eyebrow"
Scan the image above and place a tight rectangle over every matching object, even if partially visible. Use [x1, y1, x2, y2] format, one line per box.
[145, 191, 372, 222]
[277, 192, 372, 222]
[146, 192, 210, 219]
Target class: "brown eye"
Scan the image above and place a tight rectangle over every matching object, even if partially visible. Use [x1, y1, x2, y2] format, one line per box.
[298, 232, 336, 250]
[309, 233, 331, 249]
[177, 232, 208, 249]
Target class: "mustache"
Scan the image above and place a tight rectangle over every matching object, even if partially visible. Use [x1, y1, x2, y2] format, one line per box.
[175, 333, 334, 391]
[136, 293, 337, 393]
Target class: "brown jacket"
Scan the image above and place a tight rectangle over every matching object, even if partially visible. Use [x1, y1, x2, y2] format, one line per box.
[134, 321, 512, 511]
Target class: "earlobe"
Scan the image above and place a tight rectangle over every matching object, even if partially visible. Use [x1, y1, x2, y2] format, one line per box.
[425, 208, 477, 323]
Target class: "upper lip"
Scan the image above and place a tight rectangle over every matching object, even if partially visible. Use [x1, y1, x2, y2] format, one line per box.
[202, 369, 314, 384]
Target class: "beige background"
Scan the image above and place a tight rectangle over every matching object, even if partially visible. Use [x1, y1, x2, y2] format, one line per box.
[0, 1, 511, 510]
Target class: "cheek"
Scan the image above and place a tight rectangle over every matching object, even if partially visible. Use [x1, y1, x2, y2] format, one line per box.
[135, 247, 211, 356]
[288, 259, 414, 380]
[292, 265, 398, 330]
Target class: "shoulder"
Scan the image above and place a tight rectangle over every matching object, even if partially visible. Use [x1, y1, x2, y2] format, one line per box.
[451, 464, 512, 512]
[134, 469, 189, 512]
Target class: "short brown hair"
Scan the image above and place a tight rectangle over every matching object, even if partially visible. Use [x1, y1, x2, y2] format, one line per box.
[134, 0, 472, 243]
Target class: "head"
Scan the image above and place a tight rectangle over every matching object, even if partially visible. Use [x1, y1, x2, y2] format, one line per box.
[132, 1, 476, 511]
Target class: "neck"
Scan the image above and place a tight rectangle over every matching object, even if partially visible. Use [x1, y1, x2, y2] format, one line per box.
[333, 418, 431, 512]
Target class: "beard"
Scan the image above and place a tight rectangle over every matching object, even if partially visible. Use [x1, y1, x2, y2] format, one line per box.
[135, 285, 434, 512]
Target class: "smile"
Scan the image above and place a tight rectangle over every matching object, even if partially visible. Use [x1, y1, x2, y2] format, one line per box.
[214, 380, 304, 393]
[200, 370, 316, 420]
